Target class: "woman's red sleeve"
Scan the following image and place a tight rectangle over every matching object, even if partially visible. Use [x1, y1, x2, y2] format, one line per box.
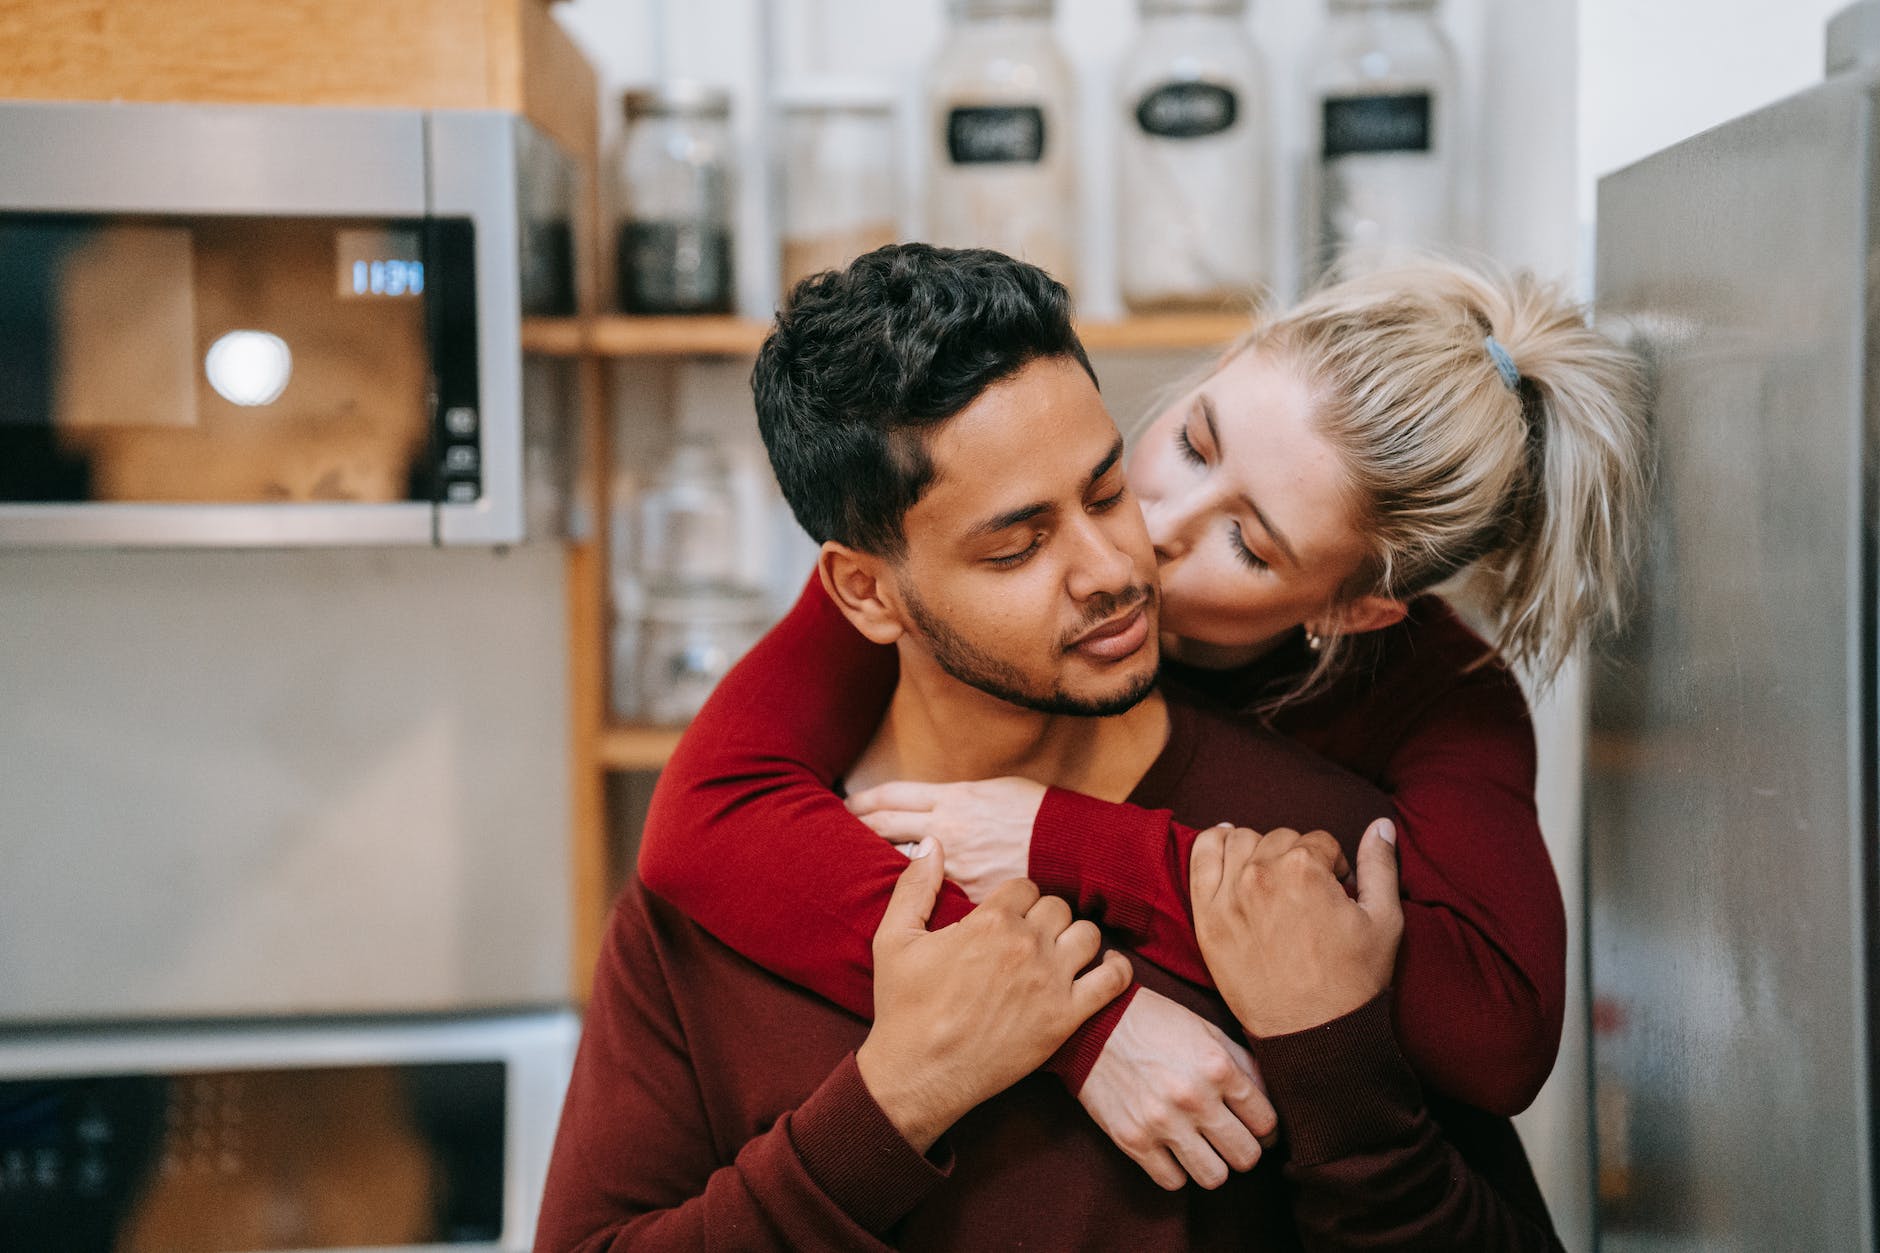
[636, 575, 1136, 1087]
[1028, 671, 1565, 1117]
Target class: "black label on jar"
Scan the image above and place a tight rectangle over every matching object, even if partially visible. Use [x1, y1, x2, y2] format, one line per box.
[1135, 82, 1239, 140]
[1322, 92, 1433, 158]
[618, 221, 734, 315]
[946, 106, 1048, 165]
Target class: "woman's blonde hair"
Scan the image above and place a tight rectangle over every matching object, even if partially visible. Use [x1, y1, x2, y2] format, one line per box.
[1229, 257, 1649, 688]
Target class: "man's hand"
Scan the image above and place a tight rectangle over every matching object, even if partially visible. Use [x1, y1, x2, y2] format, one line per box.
[857, 842, 1132, 1152]
[847, 777, 1046, 903]
[1077, 986, 1277, 1190]
[1190, 820, 1402, 1039]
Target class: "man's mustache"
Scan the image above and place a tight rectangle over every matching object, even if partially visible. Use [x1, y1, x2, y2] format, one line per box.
[1061, 583, 1156, 648]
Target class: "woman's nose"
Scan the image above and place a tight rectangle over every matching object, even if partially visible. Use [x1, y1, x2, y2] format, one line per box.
[1144, 496, 1195, 563]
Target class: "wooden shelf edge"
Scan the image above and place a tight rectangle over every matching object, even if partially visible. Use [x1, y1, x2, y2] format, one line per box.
[598, 722, 686, 771]
[523, 313, 1252, 359]
[521, 317, 588, 356]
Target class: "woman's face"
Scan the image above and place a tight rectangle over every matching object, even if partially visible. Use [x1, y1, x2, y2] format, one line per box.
[1127, 346, 1376, 659]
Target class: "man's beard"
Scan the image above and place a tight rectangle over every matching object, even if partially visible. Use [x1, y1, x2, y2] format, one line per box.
[902, 582, 1159, 718]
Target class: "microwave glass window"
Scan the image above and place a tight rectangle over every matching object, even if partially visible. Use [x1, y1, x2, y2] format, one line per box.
[0, 1061, 506, 1250]
[0, 214, 476, 507]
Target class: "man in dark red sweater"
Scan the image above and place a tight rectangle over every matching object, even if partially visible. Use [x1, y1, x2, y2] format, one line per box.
[536, 246, 1560, 1250]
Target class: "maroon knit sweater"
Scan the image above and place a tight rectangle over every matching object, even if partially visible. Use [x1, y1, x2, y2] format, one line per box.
[637, 576, 1565, 1113]
[536, 697, 1562, 1250]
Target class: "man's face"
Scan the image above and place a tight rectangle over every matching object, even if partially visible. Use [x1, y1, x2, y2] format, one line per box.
[888, 355, 1161, 717]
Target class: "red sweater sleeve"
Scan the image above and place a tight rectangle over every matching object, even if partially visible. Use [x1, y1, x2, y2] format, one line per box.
[637, 575, 1136, 1089]
[534, 885, 951, 1252]
[1028, 671, 1565, 1117]
[1252, 995, 1563, 1251]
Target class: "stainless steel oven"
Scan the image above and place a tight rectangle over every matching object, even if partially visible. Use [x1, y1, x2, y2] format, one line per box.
[0, 101, 578, 547]
[0, 1011, 577, 1252]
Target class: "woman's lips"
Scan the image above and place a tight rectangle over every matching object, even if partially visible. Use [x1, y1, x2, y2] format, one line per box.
[1070, 607, 1151, 661]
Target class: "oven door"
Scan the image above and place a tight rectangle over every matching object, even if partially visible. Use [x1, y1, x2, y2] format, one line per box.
[0, 102, 549, 547]
[0, 1012, 577, 1252]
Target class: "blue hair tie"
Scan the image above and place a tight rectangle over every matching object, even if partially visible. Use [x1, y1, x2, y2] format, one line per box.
[1485, 335, 1522, 393]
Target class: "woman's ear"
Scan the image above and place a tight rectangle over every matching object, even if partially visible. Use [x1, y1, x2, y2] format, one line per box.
[818, 543, 907, 646]
[1324, 594, 1409, 639]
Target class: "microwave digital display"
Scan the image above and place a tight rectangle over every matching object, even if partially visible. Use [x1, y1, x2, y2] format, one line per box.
[336, 227, 425, 299]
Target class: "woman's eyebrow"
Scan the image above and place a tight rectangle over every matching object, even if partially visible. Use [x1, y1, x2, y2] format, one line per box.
[1202, 393, 1301, 567]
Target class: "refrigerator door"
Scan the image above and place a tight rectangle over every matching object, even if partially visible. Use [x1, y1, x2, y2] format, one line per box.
[1590, 73, 1878, 1248]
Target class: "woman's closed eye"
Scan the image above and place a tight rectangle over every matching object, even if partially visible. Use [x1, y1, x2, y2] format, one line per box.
[1227, 524, 1269, 572]
[1175, 424, 1205, 466]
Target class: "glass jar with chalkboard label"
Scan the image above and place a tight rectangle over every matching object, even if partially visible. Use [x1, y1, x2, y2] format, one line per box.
[927, 0, 1079, 289]
[1117, 0, 1270, 311]
[612, 84, 736, 315]
[1307, 0, 1460, 281]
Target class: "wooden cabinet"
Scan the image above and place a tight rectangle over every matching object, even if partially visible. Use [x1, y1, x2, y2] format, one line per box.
[0, 0, 595, 160]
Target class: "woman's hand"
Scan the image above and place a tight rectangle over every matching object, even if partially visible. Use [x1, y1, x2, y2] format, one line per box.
[846, 777, 1047, 903]
[1190, 820, 1401, 1039]
[1076, 987, 1276, 1190]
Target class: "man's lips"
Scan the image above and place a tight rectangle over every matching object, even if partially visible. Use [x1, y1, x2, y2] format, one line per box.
[1068, 606, 1151, 660]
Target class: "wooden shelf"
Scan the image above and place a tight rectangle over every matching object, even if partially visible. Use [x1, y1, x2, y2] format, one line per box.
[597, 722, 686, 771]
[523, 312, 1252, 359]
[1077, 313, 1251, 352]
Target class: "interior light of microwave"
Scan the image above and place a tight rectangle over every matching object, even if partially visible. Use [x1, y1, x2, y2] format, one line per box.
[204, 330, 292, 407]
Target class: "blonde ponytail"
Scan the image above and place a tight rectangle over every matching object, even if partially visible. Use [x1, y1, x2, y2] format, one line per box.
[1247, 258, 1649, 684]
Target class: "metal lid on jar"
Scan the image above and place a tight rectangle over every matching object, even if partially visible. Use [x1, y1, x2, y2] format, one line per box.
[1140, 0, 1247, 15]
[950, 0, 1055, 19]
[773, 77, 898, 116]
[622, 82, 733, 121]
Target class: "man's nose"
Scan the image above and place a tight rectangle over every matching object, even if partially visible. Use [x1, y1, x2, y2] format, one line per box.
[1064, 513, 1136, 601]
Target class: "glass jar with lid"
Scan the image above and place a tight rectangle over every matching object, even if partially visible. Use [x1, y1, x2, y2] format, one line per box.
[1306, 0, 1461, 281]
[926, 0, 1079, 289]
[612, 83, 737, 314]
[1116, 0, 1270, 311]
[633, 586, 771, 725]
[777, 80, 901, 292]
[631, 438, 746, 595]
[610, 437, 769, 721]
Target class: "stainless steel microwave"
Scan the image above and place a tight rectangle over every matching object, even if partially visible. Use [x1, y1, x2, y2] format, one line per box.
[0, 1011, 577, 1251]
[0, 101, 579, 547]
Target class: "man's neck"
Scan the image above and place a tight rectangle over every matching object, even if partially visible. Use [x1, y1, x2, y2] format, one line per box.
[843, 653, 1171, 803]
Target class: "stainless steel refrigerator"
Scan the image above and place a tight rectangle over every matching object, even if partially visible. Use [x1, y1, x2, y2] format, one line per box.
[1588, 11, 1880, 1249]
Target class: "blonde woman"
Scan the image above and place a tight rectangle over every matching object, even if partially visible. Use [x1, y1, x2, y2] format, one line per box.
[635, 257, 1647, 1195]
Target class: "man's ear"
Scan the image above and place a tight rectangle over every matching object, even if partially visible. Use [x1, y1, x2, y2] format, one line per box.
[1322, 594, 1409, 639]
[817, 542, 907, 646]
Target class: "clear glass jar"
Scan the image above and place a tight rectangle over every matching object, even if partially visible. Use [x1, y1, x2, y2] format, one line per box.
[1116, 0, 1269, 311]
[613, 83, 736, 314]
[778, 82, 901, 292]
[1306, 0, 1461, 281]
[635, 588, 771, 725]
[926, 0, 1079, 288]
[633, 438, 745, 596]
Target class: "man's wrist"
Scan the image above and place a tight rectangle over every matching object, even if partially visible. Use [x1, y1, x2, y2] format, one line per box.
[1235, 979, 1387, 1039]
[855, 1037, 961, 1154]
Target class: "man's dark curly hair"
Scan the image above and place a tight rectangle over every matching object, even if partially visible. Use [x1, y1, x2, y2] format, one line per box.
[753, 243, 1096, 559]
